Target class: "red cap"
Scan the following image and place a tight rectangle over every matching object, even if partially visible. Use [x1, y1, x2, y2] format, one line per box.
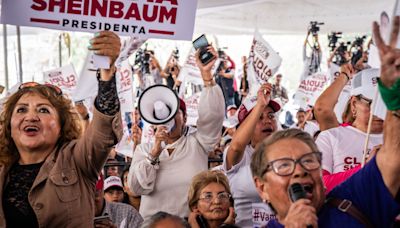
[238, 100, 280, 124]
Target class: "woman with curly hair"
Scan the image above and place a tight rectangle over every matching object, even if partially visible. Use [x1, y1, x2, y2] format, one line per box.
[0, 31, 122, 227]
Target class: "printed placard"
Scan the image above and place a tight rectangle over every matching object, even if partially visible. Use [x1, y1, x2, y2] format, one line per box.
[1, 0, 198, 40]
[43, 64, 78, 96]
[248, 31, 282, 86]
[294, 72, 329, 108]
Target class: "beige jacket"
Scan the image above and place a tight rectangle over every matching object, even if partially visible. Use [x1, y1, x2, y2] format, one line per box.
[0, 108, 122, 228]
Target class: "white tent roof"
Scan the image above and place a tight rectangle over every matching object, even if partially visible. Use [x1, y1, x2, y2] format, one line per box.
[195, 0, 396, 35]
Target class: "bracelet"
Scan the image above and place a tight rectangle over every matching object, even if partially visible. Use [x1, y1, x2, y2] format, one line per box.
[203, 78, 213, 82]
[146, 154, 160, 166]
[378, 78, 400, 111]
[340, 72, 350, 81]
[203, 79, 216, 87]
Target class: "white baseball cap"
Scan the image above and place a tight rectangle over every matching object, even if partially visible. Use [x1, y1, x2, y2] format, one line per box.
[350, 68, 380, 100]
[103, 176, 123, 191]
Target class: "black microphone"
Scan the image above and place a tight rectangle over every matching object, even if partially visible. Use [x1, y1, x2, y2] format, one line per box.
[288, 183, 313, 228]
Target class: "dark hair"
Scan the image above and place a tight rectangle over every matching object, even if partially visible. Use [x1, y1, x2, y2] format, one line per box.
[140, 211, 190, 228]
[0, 86, 82, 165]
[251, 129, 318, 179]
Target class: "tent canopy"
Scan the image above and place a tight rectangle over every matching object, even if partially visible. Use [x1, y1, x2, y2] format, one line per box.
[195, 0, 395, 35]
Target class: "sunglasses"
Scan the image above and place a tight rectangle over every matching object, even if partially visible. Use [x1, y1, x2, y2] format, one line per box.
[19, 82, 63, 96]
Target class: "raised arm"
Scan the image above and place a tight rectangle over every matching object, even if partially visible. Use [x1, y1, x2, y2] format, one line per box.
[194, 46, 225, 153]
[225, 84, 272, 170]
[74, 31, 122, 178]
[373, 16, 400, 197]
[314, 63, 354, 130]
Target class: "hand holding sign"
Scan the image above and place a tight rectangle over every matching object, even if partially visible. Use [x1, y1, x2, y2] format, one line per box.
[89, 31, 121, 78]
[373, 16, 400, 88]
[256, 83, 272, 109]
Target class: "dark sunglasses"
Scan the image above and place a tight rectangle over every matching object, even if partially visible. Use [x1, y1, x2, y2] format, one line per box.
[19, 82, 63, 96]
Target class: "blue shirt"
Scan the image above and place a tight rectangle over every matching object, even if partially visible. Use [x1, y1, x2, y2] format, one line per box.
[267, 157, 400, 227]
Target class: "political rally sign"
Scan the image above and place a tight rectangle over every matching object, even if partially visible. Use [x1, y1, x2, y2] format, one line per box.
[294, 72, 329, 108]
[184, 91, 201, 126]
[43, 64, 78, 96]
[247, 31, 282, 91]
[116, 61, 135, 113]
[1, 0, 197, 40]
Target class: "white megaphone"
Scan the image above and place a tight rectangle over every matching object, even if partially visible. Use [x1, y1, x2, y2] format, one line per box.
[138, 85, 179, 133]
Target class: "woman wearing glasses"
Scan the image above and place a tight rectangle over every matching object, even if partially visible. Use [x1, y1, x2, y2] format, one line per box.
[0, 31, 122, 227]
[251, 17, 400, 227]
[187, 170, 236, 228]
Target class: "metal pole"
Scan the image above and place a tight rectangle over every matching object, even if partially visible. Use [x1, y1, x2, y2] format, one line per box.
[16, 26, 23, 83]
[3, 24, 9, 90]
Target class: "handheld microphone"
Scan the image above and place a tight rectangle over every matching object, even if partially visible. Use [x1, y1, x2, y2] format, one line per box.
[288, 183, 313, 228]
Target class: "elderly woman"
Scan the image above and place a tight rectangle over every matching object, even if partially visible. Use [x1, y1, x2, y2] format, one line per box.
[251, 17, 400, 227]
[0, 31, 122, 227]
[187, 170, 235, 228]
[128, 46, 225, 220]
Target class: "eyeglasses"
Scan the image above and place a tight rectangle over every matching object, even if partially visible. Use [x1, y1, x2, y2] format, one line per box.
[19, 82, 63, 96]
[356, 95, 372, 107]
[198, 192, 231, 204]
[262, 152, 322, 176]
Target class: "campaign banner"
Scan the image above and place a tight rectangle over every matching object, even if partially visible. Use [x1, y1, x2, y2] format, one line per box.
[116, 61, 135, 113]
[43, 64, 78, 96]
[293, 72, 329, 108]
[247, 31, 282, 94]
[1, 0, 198, 40]
[184, 91, 201, 126]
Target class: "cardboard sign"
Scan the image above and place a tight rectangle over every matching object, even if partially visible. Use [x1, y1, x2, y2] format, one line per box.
[294, 72, 329, 108]
[248, 31, 282, 89]
[1, 0, 198, 40]
[43, 64, 78, 96]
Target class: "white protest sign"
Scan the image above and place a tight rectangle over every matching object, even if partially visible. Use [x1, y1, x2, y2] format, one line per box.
[43, 64, 78, 96]
[247, 31, 282, 94]
[294, 72, 329, 109]
[141, 120, 155, 144]
[115, 132, 134, 158]
[1, 0, 197, 40]
[328, 63, 352, 123]
[184, 92, 201, 126]
[116, 61, 135, 113]
[72, 53, 98, 102]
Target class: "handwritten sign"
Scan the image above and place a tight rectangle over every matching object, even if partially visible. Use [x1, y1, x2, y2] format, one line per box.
[1, 0, 198, 40]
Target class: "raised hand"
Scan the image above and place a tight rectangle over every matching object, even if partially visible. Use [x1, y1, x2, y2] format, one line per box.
[256, 83, 273, 108]
[373, 16, 400, 88]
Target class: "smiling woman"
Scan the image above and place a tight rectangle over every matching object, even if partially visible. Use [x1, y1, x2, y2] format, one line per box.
[0, 30, 123, 227]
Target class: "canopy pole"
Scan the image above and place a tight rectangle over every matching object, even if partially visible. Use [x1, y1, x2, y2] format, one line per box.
[3, 24, 9, 90]
[16, 26, 23, 83]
